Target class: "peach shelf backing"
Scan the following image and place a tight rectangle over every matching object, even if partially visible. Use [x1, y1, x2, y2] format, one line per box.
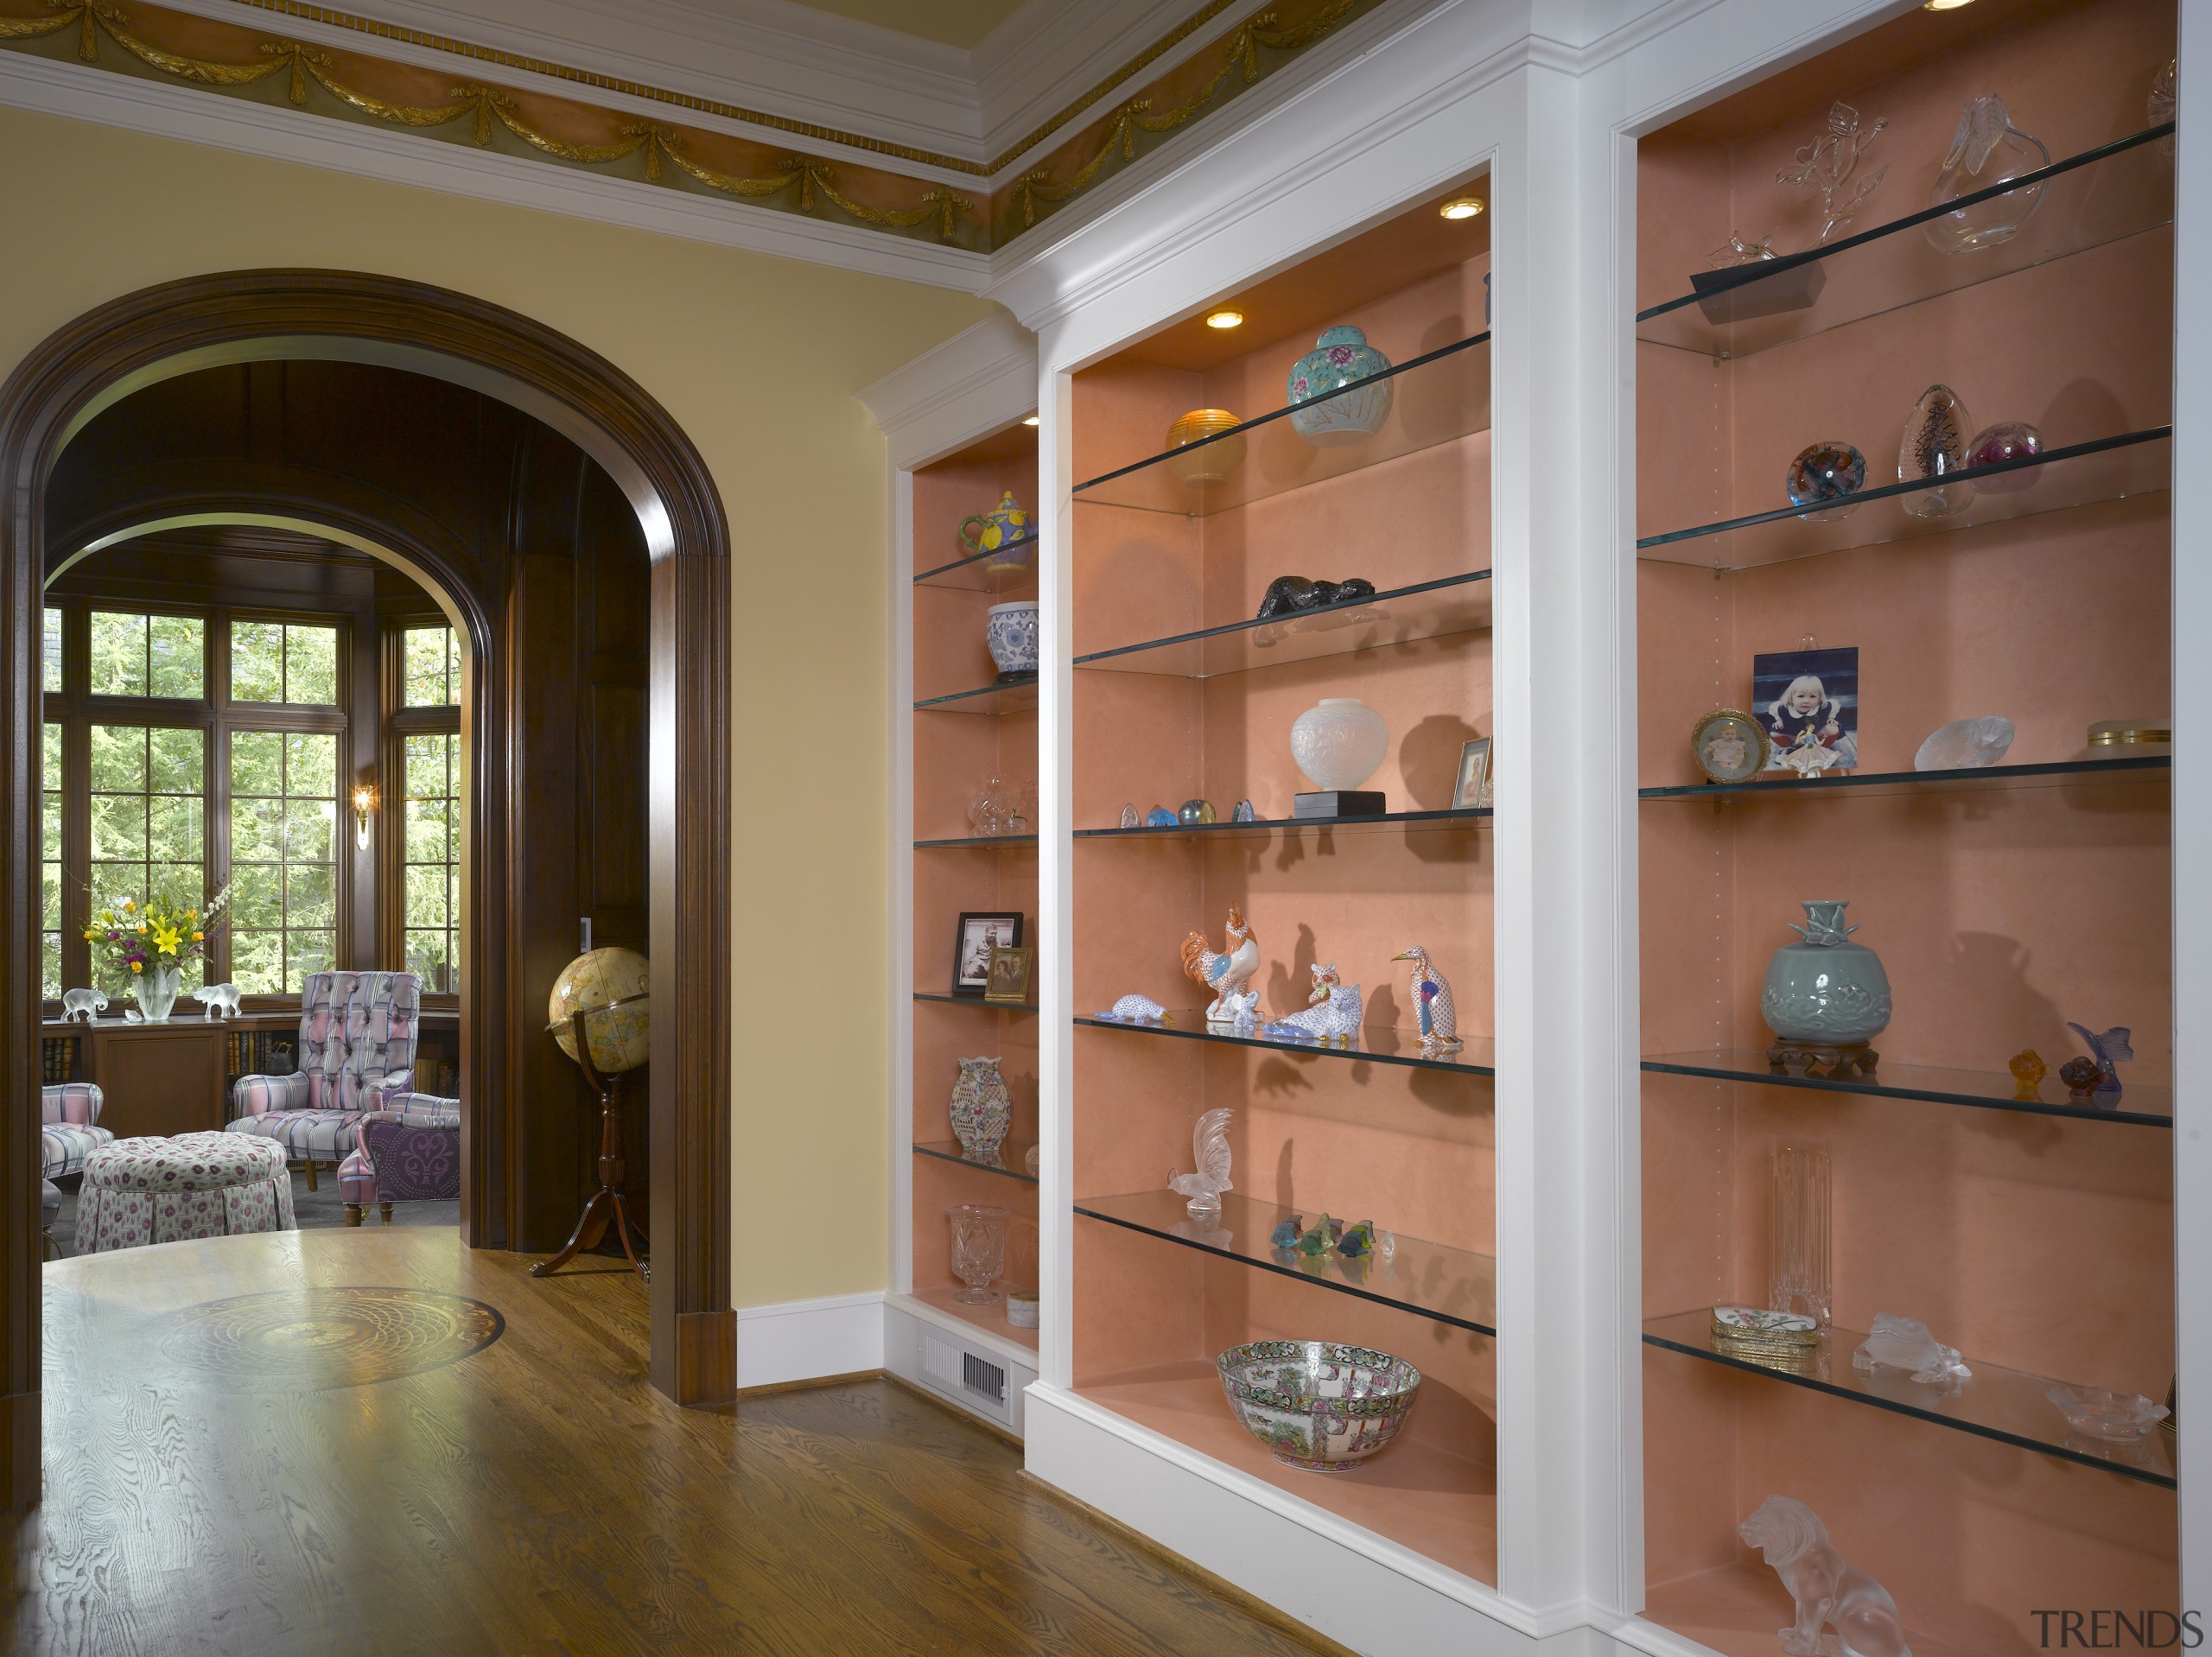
[1075, 571, 1491, 679]
[1643, 1310, 2175, 1487]
[1075, 1014, 1494, 1076]
[913, 1139, 1038, 1186]
[1076, 1192, 1496, 1335]
[1638, 124, 2172, 360]
[1637, 428, 2170, 571]
[1072, 333, 1489, 517]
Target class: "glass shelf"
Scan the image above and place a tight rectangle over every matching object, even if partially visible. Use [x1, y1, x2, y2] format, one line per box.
[1071, 333, 1490, 517]
[1076, 1013, 1495, 1076]
[1076, 573, 1491, 679]
[912, 991, 1036, 1012]
[1643, 1310, 2176, 1488]
[914, 536, 1039, 593]
[1075, 1190, 1497, 1335]
[1642, 1050, 2173, 1128]
[913, 674, 1037, 716]
[1638, 428, 2170, 571]
[1640, 755, 2170, 804]
[1077, 807, 1487, 843]
[913, 1139, 1038, 1185]
[1637, 124, 2173, 359]
[913, 833, 1039, 849]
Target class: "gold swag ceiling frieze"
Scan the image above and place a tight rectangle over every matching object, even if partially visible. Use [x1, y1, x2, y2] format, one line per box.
[0, 0, 1387, 251]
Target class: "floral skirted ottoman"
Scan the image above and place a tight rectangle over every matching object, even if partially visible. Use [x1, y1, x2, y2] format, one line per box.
[76, 1133, 296, 1252]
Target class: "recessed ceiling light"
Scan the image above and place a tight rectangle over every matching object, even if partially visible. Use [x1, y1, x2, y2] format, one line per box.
[1440, 197, 1484, 220]
[1923, 0, 1974, 10]
[1021, 416, 1039, 426]
[1205, 309, 1244, 329]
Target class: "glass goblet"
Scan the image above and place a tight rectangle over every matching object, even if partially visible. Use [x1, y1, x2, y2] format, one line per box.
[947, 1203, 1009, 1305]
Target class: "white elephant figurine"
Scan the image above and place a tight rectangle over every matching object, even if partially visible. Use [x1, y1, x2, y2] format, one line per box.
[60, 988, 107, 1023]
[188, 983, 243, 1020]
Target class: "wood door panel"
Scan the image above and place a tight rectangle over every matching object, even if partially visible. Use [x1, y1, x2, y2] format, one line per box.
[91, 1026, 226, 1140]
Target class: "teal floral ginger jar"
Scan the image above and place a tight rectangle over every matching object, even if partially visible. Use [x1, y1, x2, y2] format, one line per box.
[1761, 900, 1892, 1044]
[1287, 326, 1394, 448]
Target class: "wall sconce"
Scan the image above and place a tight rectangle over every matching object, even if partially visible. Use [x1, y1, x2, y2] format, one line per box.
[353, 782, 378, 851]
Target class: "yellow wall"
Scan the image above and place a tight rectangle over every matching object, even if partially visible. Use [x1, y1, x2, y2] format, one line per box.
[0, 103, 996, 1306]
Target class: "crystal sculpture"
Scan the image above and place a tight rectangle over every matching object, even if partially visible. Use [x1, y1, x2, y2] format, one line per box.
[1166, 1107, 1234, 1218]
[1770, 1138, 1833, 1330]
[1738, 1496, 1914, 1657]
[1897, 384, 1974, 517]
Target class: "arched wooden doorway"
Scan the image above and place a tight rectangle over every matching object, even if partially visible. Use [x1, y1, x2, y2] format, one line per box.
[0, 272, 734, 1503]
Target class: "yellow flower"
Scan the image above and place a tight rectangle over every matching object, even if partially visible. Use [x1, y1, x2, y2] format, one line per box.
[135, 923, 147, 935]
[193, 931, 204, 942]
[187, 909, 198, 919]
[82, 930, 95, 942]
[122, 899, 133, 910]
[152, 924, 182, 955]
[130, 962, 143, 975]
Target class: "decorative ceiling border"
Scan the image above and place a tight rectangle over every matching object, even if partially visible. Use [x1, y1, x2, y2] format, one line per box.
[0, 0, 1386, 251]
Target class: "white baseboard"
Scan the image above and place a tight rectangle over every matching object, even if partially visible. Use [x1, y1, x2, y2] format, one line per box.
[735, 1289, 887, 1390]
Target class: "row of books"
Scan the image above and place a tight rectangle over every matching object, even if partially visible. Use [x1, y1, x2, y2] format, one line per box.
[41, 1037, 79, 1084]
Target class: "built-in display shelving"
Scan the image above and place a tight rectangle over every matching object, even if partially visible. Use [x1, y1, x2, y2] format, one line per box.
[1075, 807, 1487, 842]
[913, 536, 1039, 593]
[1075, 572, 1491, 677]
[912, 991, 1033, 1011]
[1643, 1309, 2175, 1487]
[1076, 1191, 1497, 1334]
[913, 833, 1039, 849]
[1641, 1050, 2173, 1127]
[914, 1139, 1038, 1185]
[1639, 754, 2168, 803]
[1077, 1013, 1495, 1076]
[912, 675, 1037, 716]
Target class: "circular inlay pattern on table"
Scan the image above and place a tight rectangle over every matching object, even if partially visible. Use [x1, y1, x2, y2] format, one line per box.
[158, 1287, 504, 1389]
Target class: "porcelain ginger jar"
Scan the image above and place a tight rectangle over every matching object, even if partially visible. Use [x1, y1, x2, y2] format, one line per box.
[985, 600, 1039, 677]
[1761, 901, 1891, 1044]
[1290, 697, 1389, 791]
[949, 1057, 1012, 1161]
[1287, 327, 1394, 448]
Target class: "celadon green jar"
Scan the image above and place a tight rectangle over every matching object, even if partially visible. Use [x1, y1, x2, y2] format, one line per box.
[1760, 900, 1892, 1044]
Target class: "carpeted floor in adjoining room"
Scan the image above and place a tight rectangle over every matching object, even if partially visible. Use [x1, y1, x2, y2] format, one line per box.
[45, 1166, 458, 1255]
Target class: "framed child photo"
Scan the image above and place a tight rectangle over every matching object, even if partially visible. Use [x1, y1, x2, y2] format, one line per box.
[1752, 644, 1859, 777]
[952, 912, 1023, 997]
[1691, 708, 1770, 784]
[1452, 738, 1493, 809]
[983, 945, 1035, 1007]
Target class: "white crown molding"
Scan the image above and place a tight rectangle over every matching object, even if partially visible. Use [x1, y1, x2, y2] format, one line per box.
[0, 50, 990, 292]
[975, 0, 1230, 168]
[856, 311, 1035, 468]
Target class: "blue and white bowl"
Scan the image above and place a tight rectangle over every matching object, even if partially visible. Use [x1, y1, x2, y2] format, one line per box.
[1217, 1340, 1421, 1473]
[985, 600, 1039, 677]
[1287, 326, 1394, 448]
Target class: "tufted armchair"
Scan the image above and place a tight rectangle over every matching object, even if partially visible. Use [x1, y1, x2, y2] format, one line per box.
[224, 971, 423, 1185]
[41, 1082, 112, 1179]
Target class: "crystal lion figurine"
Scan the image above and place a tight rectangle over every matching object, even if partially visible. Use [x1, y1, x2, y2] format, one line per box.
[1851, 1312, 1970, 1386]
[1166, 1107, 1234, 1218]
[1738, 1495, 1913, 1657]
[1182, 905, 1260, 1025]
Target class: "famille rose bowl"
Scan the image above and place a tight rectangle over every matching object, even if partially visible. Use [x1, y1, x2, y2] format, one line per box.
[1217, 1341, 1421, 1473]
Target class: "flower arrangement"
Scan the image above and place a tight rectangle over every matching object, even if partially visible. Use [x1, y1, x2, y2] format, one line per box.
[85, 883, 232, 982]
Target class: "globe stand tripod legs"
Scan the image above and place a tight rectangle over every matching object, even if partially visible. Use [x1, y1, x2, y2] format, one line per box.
[531, 1012, 650, 1283]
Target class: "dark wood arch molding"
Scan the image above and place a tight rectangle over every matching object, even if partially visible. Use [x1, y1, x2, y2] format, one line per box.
[0, 272, 734, 1501]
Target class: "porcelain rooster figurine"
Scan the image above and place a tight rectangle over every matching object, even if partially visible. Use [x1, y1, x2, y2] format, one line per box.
[1392, 945, 1460, 1052]
[1264, 981, 1362, 1047]
[1183, 905, 1260, 1025]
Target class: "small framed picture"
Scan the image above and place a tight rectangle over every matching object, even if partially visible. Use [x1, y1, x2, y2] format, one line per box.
[1452, 739, 1493, 809]
[1690, 709, 1770, 784]
[952, 912, 1023, 997]
[983, 945, 1035, 1006]
[1753, 644, 1859, 776]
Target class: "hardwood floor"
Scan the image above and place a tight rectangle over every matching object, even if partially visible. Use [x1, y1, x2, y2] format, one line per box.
[12, 1229, 1344, 1656]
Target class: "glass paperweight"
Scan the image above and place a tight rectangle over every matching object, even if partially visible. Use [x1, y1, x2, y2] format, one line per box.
[1119, 803, 1140, 829]
[1786, 441, 1866, 522]
[1779, 99, 1889, 244]
[1144, 806, 1178, 828]
[1967, 420, 2043, 492]
[1897, 384, 1974, 518]
[947, 1203, 1009, 1305]
[1178, 798, 1217, 826]
[1770, 1138, 1832, 1330]
[1924, 92, 2050, 254]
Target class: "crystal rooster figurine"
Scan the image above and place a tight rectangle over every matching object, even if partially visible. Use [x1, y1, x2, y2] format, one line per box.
[2064, 1023, 2133, 1100]
[1167, 1107, 1234, 1218]
[1263, 981, 1362, 1047]
[1182, 905, 1260, 1025]
[1391, 945, 1459, 1053]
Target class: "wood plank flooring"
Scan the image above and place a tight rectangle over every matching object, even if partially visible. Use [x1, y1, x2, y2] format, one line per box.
[10, 1228, 1345, 1656]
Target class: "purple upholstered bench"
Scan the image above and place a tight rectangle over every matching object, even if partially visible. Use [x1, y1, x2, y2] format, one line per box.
[338, 1099, 461, 1225]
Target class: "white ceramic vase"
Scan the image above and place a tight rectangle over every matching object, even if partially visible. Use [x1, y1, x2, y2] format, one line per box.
[1290, 698, 1389, 791]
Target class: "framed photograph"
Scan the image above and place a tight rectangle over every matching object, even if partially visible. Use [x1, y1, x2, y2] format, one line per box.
[952, 912, 1023, 997]
[1690, 709, 1770, 784]
[1452, 738, 1493, 809]
[983, 945, 1035, 1006]
[1752, 644, 1859, 776]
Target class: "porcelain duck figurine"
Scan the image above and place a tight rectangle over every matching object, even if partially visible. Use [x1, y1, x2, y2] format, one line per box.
[1183, 905, 1260, 1025]
[1392, 945, 1460, 1051]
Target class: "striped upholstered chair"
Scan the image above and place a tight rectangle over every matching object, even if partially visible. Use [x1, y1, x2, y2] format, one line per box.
[41, 1082, 112, 1179]
[224, 971, 422, 1188]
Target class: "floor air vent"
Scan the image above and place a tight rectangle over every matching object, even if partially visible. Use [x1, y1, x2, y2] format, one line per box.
[919, 1329, 1008, 1419]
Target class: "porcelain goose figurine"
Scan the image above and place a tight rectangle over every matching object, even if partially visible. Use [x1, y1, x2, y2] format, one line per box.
[1182, 905, 1260, 1025]
[1392, 945, 1459, 1051]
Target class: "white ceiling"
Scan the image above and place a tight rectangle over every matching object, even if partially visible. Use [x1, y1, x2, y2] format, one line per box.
[772, 0, 1035, 50]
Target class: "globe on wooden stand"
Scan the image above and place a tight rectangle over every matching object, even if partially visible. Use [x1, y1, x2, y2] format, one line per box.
[531, 947, 651, 1282]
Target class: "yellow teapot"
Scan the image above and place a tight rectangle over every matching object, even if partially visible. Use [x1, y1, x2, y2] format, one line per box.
[959, 492, 1033, 569]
